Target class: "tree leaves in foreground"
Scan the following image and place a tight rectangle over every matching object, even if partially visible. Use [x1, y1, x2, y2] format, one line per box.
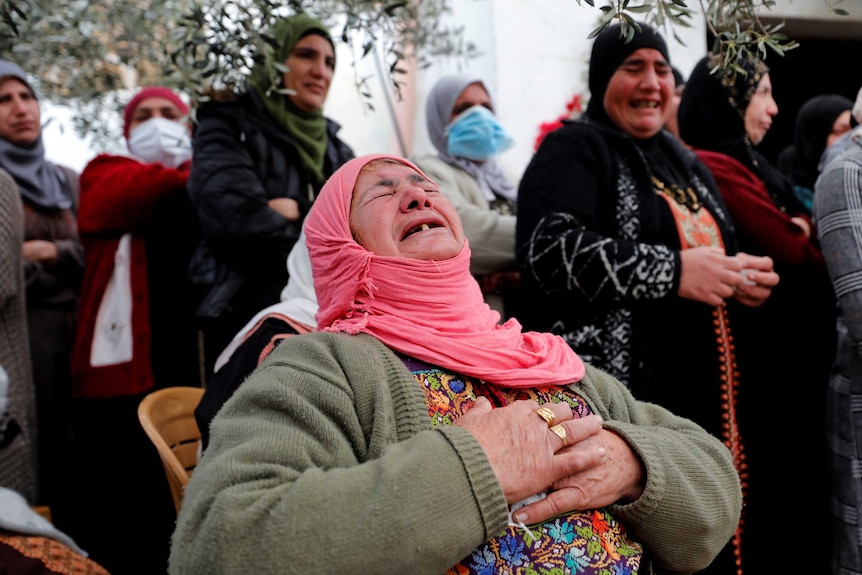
[582, 0, 848, 75]
[0, 0, 851, 144]
[166, 0, 480, 109]
[0, 0, 479, 146]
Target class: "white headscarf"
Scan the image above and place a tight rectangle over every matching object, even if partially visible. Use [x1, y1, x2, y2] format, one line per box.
[213, 231, 318, 372]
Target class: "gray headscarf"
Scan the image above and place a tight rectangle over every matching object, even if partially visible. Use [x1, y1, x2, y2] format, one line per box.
[0, 60, 71, 210]
[425, 73, 517, 202]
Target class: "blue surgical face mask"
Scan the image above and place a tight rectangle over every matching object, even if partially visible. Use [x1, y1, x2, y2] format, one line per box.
[445, 105, 514, 161]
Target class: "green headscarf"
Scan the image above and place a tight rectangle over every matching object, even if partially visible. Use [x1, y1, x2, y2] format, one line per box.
[249, 14, 334, 184]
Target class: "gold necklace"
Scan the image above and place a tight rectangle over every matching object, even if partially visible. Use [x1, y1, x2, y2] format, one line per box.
[652, 176, 702, 211]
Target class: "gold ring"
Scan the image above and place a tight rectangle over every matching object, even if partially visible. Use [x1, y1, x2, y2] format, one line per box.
[549, 424, 567, 447]
[536, 407, 556, 427]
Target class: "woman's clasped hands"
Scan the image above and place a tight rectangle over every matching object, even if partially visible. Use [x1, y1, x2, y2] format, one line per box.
[453, 397, 645, 525]
[733, 251, 780, 307]
[678, 246, 779, 307]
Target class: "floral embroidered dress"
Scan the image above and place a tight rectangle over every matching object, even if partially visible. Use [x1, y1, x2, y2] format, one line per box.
[401, 356, 643, 575]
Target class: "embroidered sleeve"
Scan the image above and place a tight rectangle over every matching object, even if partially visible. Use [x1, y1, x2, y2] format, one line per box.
[520, 211, 676, 305]
[517, 124, 677, 308]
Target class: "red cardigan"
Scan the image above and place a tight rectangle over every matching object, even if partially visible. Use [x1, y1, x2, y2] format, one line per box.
[71, 154, 191, 398]
[694, 149, 823, 267]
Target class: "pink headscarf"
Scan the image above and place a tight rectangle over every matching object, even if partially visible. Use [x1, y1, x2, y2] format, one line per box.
[304, 153, 585, 388]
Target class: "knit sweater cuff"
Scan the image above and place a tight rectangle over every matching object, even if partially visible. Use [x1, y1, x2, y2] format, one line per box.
[439, 425, 510, 539]
[602, 421, 665, 523]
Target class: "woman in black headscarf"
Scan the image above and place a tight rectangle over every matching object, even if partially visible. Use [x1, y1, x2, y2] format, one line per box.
[516, 26, 778, 572]
[779, 93, 853, 213]
[678, 55, 816, 246]
[678, 54, 837, 575]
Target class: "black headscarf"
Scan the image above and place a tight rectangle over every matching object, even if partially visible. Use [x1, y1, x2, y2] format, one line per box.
[677, 54, 767, 161]
[585, 22, 691, 193]
[672, 66, 685, 88]
[678, 54, 804, 213]
[585, 22, 671, 128]
[789, 94, 853, 190]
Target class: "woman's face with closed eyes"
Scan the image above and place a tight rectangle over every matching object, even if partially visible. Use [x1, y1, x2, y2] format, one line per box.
[350, 160, 465, 261]
[603, 48, 674, 139]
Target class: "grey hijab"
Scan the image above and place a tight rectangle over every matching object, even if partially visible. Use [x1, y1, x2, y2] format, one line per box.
[0, 60, 71, 210]
[425, 73, 517, 202]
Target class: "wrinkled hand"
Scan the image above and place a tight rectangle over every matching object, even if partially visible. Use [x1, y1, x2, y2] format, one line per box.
[454, 398, 609, 522]
[22, 240, 58, 264]
[268, 197, 301, 221]
[515, 429, 645, 525]
[732, 252, 779, 308]
[678, 246, 746, 306]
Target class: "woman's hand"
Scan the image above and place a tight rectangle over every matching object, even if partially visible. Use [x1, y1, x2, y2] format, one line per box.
[454, 398, 606, 515]
[514, 428, 645, 525]
[268, 197, 301, 221]
[678, 246, 744, 306]
[732, 252, 779, 308]
[22, 240, 58, 264]
[790, 216, 811, 238]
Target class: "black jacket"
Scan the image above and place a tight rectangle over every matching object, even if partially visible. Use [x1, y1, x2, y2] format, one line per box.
[515, 116, 738, 436]
[188, 91, 354, 320]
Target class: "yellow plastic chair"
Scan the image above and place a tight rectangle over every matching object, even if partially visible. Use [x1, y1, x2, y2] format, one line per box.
[137, 386, 205, 515]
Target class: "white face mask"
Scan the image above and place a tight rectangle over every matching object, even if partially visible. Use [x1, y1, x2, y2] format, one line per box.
[127, 117, 192, 168]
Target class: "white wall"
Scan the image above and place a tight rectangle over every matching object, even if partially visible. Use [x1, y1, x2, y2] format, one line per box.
[764, 0, 862, 19]
[42, 103, 99, 173]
